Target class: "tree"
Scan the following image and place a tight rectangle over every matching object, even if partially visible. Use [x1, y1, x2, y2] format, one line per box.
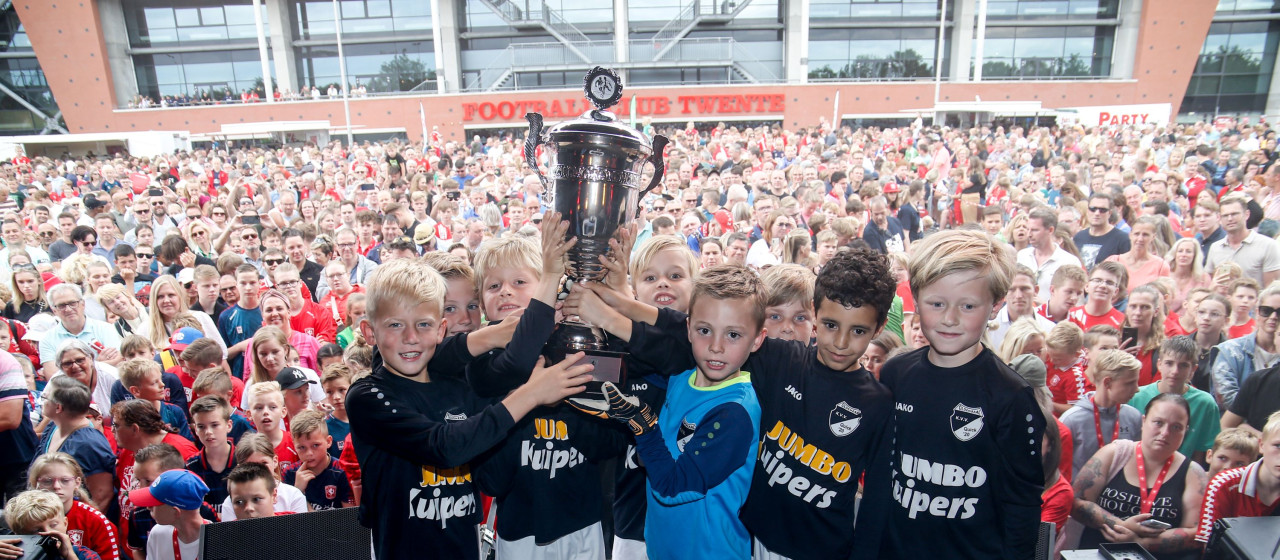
[368, 52, 437, 93]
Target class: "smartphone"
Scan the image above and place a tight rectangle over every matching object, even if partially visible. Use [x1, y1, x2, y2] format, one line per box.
[241, 215, 260, 225]
[1139, 519, 1171, 531]
[147, 188, 164, 197]
[360, 183, 376, 191]
[446, 191, 461, 201]
[1121, 327, 1139, 348]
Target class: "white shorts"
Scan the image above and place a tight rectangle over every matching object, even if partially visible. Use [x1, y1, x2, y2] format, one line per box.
[496, 522, 605, 560]
[753, 537, 794, 560]
[611, 537, 649, 560]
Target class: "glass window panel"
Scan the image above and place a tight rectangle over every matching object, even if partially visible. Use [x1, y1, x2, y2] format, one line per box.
[1222, 75, 1264, 94]
[225, 5, 255, 25]
[985, 38, 1016, 58]
[341, 1, 366, 19]
[392, 0, 429, 17]
[200, 7, 225, 25]
[396, 16, 431, 31]
[367, 0, 392, 17]
[144, 8, 176, 28]
[174, 8, 200, 27]
[177, 26, 228, 42]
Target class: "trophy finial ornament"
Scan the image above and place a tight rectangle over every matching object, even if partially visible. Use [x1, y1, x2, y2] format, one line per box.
[583, 67, 623, 112]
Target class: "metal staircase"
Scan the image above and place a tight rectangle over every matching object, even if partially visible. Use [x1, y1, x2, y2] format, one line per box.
[475, 0, 597, 64]
[649, 0, 756, 61]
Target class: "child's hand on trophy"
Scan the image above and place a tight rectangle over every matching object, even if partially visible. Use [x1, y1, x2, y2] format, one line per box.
[600, 224, 635, 298]
[539, 211, 576, 278]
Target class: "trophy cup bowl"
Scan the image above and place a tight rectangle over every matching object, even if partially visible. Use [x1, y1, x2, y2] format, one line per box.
[525, 67, 668, 383]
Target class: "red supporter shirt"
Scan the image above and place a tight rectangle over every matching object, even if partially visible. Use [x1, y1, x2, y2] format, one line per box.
[1229, 319, 1256, 340]
[1066, 305, 1125, 330]
[67, 500, 120, 560]
[1165, 313, 1191, 338]
[1041, 474, 1073, 533]
[320, 285, 366, 325]
[1046, 352, 1093, 407]
[1136, 348, 1159, 386]
[1056, 418, 1073, 484]
[896, 281, 915, 314]
[276, 431, 301, 473]
[338, 433, 361, 482]
[291, 300, 339, 344]
[1195, 460, 1280, 543]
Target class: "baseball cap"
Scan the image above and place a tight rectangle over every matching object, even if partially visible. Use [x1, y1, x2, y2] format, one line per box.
[1008, 354, 1048, 389]
[129, 469, 209, 511]
[83, 194, 108, 210]
[275, 367, 316, 391]
[883, 183, 901, 194]
[176, 267, 195, 285]
[167, 326, 205, 351]
[22, 314, 58, 342]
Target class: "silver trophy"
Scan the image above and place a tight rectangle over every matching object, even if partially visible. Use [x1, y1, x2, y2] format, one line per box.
[525, 67, 668, 381]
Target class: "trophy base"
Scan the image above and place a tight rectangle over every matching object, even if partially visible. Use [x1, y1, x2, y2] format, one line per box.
[543, 321, 627, 385]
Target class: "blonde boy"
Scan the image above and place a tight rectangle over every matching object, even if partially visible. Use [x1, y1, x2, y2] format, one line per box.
[1059, 349, 1143, 478]
[119, 358, 193, 442]
[1195, 411, 1280, 544]
[283, 410, 351, 511]
[1044, 321, 1090, 415]
[346, 255, 593, 560]
[759, 264, 816, 343]
[420, 252, 482, 335]
[248, 381, 298, 472]
[874, 230, 1046, 560]
[1205, 427, 1259, 480]
[2, 490, 89, 560]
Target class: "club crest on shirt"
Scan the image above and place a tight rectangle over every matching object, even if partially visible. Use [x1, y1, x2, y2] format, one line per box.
[828, 401, 862, 437]
[325, 485, 337, 500]
[68, 530, 83, 546]
[676, 418, 697, 452]
[950, 403, 984, 442]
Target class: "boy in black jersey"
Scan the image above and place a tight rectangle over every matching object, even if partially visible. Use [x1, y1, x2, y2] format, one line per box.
[564, 249, 899, 560]
[282, 410, 353, 511]
[346, 258, 594, 560]
[464, 217, 627, 557]
[870, 230, 1046, 560]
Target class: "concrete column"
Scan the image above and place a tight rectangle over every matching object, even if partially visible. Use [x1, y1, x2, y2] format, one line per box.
[783, 0, 809, 83]
[266, 0, 299, 92]
[97, 0, 137, 106]
[1264, 48, 1280, 117]
[433, 0, 462, 93]
[614, 0, 628, 83]
[950, 0, 976, 82]
[1111, 0, 1143, 79]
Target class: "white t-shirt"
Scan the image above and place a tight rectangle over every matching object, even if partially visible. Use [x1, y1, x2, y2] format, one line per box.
[145, 525, 200, 560]
[219, 482, 309, 520]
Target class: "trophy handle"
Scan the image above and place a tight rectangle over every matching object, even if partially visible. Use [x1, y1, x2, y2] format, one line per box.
[525, 112, 549, 189]
[636, 134, 669, 209]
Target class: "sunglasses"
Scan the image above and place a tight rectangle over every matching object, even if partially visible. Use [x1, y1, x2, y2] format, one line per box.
[1088, 206, 1110, 213]
[38, 231, 55, 237]
[137, 253, 154, 259]
[79, 240, 97, 247]
[264, 258, 285, 266]
[212, 211, 226, 216]
[243, 234, 259, 240]
[1260, 306, 1278, 318]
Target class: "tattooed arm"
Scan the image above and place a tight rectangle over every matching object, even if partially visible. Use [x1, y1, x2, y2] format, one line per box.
[1135, 458, 1207, 555]
[1070, 444, 1138, 542]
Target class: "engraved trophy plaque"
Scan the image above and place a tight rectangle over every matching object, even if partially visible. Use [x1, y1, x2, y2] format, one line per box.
[525, 67, 668, 384]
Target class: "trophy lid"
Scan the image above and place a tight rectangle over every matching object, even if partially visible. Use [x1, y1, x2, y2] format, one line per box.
[543, 67, 652, 153]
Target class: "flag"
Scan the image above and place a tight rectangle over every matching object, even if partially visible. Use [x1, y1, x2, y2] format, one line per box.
[629, 95, 637, 129]
[419, 102, 428, 145]
[832, 90, 840, 128]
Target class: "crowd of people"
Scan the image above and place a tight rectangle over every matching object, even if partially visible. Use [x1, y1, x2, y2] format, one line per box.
[0, 113, 1277, 560]
[127, 83, 375, 110]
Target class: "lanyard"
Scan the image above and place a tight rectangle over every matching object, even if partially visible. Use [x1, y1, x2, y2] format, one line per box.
[172, 521, 210, 560]
[1091, 396, 1120, 448]
[1135, 444, 1175, 515]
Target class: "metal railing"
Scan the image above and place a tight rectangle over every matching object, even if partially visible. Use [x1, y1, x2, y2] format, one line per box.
[475, 0, 595, 63]
[648, 0, 755, 61]
[460, 38, 783, 91]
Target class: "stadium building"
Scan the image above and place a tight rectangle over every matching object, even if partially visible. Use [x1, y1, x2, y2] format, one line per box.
[0, 0, 1252, 143]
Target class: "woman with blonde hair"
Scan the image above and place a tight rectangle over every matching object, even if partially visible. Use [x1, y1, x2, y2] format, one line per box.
[145, 275, 222, 350]
[182, 218, 216, 259]
[1165, 237, 1209, 314]
[997, 316, 1047, 363]
[1123, 284, 1166, 385]
[999, 213, 1030, 252]
[97, 283, 150, 338]
[4, 259, 46, 322]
